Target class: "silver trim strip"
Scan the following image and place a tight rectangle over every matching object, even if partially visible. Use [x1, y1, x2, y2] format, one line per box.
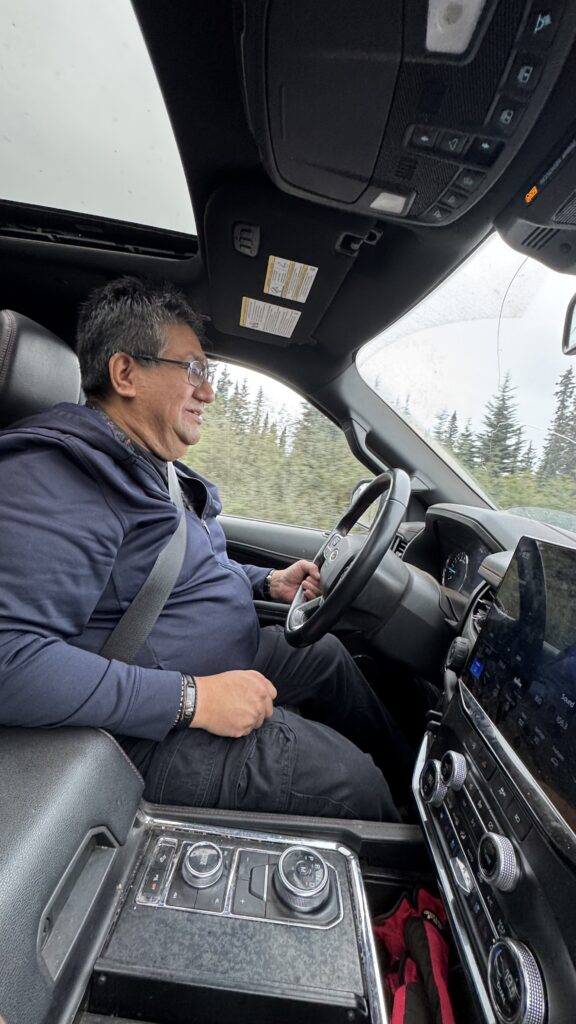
[413, 735, 497, 1024]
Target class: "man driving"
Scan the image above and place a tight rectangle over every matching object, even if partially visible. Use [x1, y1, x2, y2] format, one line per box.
[0, 277, 413, 820]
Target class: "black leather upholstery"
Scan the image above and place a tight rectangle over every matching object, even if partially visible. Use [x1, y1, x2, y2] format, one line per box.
[0, 308, 81, 427]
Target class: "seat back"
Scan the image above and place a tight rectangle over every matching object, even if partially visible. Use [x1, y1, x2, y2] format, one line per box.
[0, 309, 82, 428]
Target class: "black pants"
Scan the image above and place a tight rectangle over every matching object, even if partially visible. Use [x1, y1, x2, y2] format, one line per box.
[132, 627, 414, 821]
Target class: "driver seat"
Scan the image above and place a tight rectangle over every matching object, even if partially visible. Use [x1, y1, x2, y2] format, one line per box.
[0, 309, 82, 428]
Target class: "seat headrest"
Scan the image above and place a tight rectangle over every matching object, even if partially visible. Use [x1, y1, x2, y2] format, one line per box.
[0, 310, 82, 428]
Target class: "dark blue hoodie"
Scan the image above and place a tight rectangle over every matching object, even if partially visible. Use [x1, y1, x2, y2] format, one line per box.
[0, 403, 269, 739]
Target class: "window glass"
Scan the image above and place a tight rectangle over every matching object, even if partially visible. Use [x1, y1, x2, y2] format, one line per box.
[0, 0, 195, 234]
[183, 362, 370, 530]
[357, 233, 576, 531]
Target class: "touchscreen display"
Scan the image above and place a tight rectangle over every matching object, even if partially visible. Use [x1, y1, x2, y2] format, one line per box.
[463, 536, 576, 831]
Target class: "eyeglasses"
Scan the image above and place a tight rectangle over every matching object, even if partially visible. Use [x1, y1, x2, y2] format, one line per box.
[134, 353, 216, 388]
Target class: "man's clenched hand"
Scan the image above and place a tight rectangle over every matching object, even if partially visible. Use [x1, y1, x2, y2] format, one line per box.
[267, 559, 321, 603]
[191, 670, 277, 737]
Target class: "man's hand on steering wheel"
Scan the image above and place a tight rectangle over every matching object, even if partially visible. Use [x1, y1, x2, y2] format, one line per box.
[267, 560, 321, 603]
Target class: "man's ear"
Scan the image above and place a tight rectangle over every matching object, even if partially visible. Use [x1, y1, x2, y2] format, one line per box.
[108, 353, 138, 397]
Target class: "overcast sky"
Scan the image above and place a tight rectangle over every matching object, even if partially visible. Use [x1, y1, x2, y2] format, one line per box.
[358, 234, 576, 455]
[0, 0, 195, 232]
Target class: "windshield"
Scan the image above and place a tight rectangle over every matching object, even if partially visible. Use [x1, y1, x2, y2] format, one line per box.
[0, 0, 195, 234]
[357, 233, 576, 530]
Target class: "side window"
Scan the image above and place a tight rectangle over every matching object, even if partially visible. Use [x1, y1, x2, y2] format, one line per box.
[183, 361, 372, 530]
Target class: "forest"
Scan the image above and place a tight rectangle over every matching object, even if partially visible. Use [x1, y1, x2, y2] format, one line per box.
[183, 365, 364, 530]
[431, 366, 576, 522]
[184, 363, 576, 530]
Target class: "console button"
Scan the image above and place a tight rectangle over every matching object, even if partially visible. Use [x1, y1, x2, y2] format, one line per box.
[238, 850, 269, 879]
[506, 798, 531, 841]
[438, 130, 469, 156]
[422, 204, 452, 224]
[411, 125, 439, 149]
[492, 771, 514, 809]
[477, 749, 497, 781]
[454, 168, 486, 192]
[249, 863, 268, 901]
[490, 97, 525, 135]
[438, 186, 467, 209]
[195, 878, 227, 912]
[519, 3, 564, 50]
[467, 137, 503, 166]
[233, 878, 266, 919]
[507, 53, 543, 93]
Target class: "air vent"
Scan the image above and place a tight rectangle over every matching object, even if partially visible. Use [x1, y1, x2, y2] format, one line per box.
[520, 226, 559, 251]
[391, 533, 408, 558]
[471, 584, 495, 636]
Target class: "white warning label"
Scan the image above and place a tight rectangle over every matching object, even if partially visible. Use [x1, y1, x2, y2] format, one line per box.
[240, 297, 301, 339]
[264, 255, 318, 304]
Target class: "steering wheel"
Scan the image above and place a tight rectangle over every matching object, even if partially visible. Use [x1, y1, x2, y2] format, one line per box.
[285, 469, 411, 647]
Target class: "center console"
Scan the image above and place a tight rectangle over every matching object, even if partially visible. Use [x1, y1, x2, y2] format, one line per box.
[415, 536, 576, 1024]
[88, 816, 386, 1024]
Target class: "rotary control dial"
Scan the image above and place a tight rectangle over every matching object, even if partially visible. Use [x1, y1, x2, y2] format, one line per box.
[488, 940, 545, 1024]
[182, 841, 224, 889]
[478, 833, 519, 892]
[440, 750, 467, 790]
[273, 845, 330, 913]
[420, 758, 448, 807]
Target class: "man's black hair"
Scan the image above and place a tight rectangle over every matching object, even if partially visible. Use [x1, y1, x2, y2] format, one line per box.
[76, 276, 207, 398]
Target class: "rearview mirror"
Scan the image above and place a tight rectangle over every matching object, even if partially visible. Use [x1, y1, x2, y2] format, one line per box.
[562, 294, 576, 355]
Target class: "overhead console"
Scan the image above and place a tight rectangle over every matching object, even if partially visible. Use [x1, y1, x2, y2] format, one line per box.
[415, 536, 576, 1024]
[237, 0, 576, 228]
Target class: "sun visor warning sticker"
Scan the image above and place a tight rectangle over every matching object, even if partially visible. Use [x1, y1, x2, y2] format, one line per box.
[264, 255, 318, 304]
[240, 297, 301, 338]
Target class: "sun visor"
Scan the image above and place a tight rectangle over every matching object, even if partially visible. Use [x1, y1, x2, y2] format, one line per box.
[237, 0, 576, 230]
[203, 182, 377, 346]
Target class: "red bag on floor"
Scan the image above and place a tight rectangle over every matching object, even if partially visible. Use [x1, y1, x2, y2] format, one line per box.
[373, 888, 456, 1024]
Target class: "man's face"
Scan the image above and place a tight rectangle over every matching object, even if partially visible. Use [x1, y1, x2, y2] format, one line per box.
[129, 323, 215, 460]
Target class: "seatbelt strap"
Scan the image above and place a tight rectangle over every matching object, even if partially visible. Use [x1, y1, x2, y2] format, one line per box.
[99, 461, 187, 663]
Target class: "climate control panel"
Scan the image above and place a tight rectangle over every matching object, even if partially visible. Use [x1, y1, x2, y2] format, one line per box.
[415, 693, 576, 1024]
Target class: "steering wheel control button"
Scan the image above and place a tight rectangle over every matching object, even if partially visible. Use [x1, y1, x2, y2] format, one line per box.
[478, 833, 519, 892]
[420, 758, 448, 806]
[273, 846, 330, 913]
[441, 751, 468, 790]
[182, 841, 224, 889]
[488, 940, 546, 1024]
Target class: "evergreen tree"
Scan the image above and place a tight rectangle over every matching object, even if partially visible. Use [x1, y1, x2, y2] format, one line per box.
[519, 441, 536, 473]
[455, 418, 477, 468]
[433, 409, 449, 444]
[476, 373, 525, 474]
[539, 367, 576, 478]
[445, 411, 459, 450]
